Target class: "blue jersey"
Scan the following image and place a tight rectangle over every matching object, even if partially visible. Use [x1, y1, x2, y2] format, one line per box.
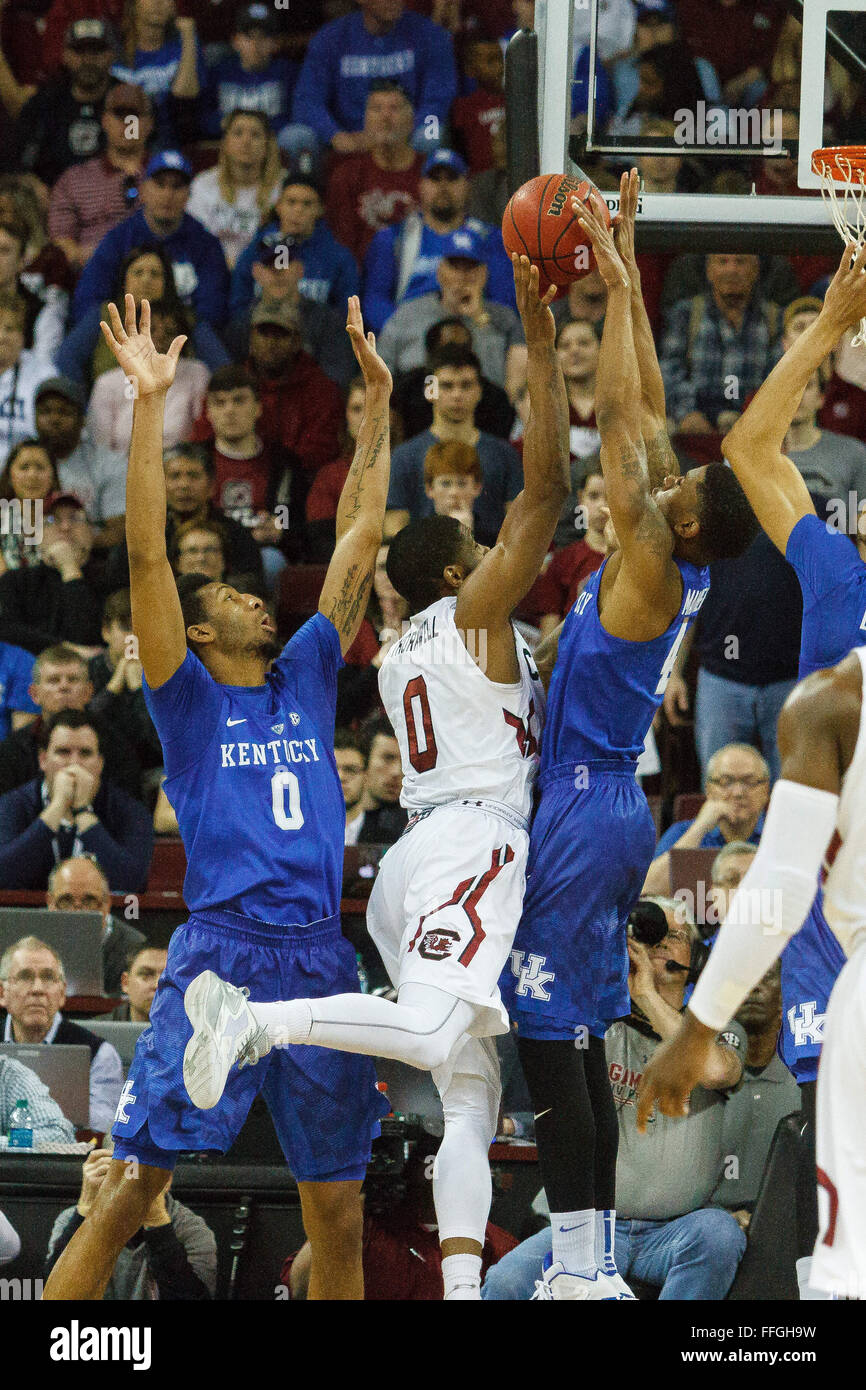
[143, 613, 345, 925]
[542, 555, 710, 768]
[786, 513, 866, 677]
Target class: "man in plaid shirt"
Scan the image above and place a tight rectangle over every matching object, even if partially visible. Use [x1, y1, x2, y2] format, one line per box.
[659, 254, 782, 433]
[1, 1054, 75, 1145]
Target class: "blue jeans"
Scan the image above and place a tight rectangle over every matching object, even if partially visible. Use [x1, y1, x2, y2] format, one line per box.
[694, 667, 797, 784]
[482, 1209, 746, 1300]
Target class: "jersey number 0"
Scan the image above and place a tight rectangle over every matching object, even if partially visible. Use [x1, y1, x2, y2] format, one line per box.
[271, 768, 304, 829]
[403, 674, 438, 772]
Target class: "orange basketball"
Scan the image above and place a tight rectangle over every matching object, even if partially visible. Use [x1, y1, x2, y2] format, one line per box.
[502, 173, 612, 288]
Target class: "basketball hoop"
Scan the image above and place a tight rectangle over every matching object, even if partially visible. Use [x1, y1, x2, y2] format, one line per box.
[812, 146, 866, 346]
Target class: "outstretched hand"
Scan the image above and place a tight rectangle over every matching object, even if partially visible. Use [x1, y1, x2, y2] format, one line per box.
[99, 295, 186, 397]
[572, 197, 630, 292]
[634, 1013, 715, 1133]
[511, 253, 557, 346]
[612, 167, 640, 274]
[346, 295, 392, 394]
[822, 241, 866, 334]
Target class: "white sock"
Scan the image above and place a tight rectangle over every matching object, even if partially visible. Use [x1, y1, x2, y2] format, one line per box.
[249, 999, 313, 1047]
[796, 1256, 832, 1300]
[550, 1209, 596, 1277]
[442, 1252, 482, 1300]
[595, 1208, 617, 1275]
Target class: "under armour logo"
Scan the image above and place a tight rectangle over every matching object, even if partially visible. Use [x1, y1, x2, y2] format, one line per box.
[114, 1078, 137, 1125]
[787, 1000, 826, 1048]
[271, 723, 284, 734]
[511, 949, 555, 1001]
[289, 713, 300, 726]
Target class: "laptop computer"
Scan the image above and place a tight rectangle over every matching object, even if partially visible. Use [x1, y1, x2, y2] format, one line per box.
[0, 908, 105, 996]
[86, 1020, 147, 1071]
[0, 1042, 91, 1128]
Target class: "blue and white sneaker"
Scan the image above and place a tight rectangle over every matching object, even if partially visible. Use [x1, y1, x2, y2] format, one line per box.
[604, 1270, 637, 1299]
[531, 1253, 619, 1301]
[183, 970, 269, 1110]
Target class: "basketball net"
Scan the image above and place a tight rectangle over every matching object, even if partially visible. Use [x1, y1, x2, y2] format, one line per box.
[813, 146, 866, 347]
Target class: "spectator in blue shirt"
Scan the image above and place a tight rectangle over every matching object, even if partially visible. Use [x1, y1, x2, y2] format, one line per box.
[642, 741, 769, 896]
[384, 343, 522, 546]
[0, 641, 38, 740]
[110, 0, 205, 146]
[71, 151, 230, 329]
[285, 0, 456, 163]
[199, 3, 300, 142]
[362, 148, 514, 334]
[230, 170, 359, 318]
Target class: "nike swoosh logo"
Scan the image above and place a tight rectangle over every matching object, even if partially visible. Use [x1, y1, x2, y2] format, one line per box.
[226, 718, 246, 726]
[533, 1108, 552, 1121]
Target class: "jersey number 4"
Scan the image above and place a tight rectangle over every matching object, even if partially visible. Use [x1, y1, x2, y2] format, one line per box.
[271, 768, 304, 830]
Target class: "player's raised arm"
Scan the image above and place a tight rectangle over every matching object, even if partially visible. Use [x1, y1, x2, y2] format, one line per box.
[100, 295, 187, 690]
[576, 205, 674, 598]
[609, 167, 680, 489]
[635, 658, 855, 1132]
[318, 297, 392, 655]
[456, 254, 570, 630]
[721, 242, 866, 555]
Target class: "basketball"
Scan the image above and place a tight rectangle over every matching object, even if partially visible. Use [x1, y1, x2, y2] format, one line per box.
[502, 173, 612, 289]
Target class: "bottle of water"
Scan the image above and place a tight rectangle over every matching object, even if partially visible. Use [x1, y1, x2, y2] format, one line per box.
[356, 952, 370, 994]
[9, 1099, 33, 1149]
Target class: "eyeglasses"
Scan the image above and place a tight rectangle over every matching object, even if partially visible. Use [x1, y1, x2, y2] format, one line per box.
[706, 775, 769, 791]
[8, 969, 62, 986]
[52, 894, 103, 911]
[180, 544, 222, 557]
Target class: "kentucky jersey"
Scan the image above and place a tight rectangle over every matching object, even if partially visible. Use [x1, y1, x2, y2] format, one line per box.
[145, 613, 345, 925]
[542, 554, 710, 769]
[779, 515, 865, 1080]
[378, 596, 545, 820]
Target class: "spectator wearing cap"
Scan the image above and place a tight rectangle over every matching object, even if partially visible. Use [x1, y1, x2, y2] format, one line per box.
[0, 708, 153, 892]
[5, 19, 118, 186]
[199, 3, 301, 143]
[191, 304, 343, 477]
[86, 300, 209, 454]
[0, 214, 68, 361]
[34, 377, 128, 551]
[46, 855, 146, 997]
[0, 936, 123, 1130]
[362, 148, 514, 335]
[285, 0, 457, 163]
[57, 244, 230, 391]
[0, 293, 56, 467]
[0, 642, 144, 801]
[230, 169, 358, 320]
[71, 150, 230, 329]
[186, 110, 282, 271]
[377, 225, 525, 395]
[109, 0, 205, 147]
[48, 83, 155, 275]
[0, 489, 104, 649]
[325, 82, 423, 265]
[0, 638, 38, 738]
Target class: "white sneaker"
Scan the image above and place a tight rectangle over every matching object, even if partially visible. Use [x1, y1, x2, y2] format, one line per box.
[604, 1271, 637, 1300]
[531, 1257, 619, 1301]
[183, 970, 269, 1110]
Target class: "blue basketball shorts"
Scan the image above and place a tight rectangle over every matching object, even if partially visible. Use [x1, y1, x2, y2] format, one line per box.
[780, 896, 846, 1085]
[502, 763, 657, 1040]
[111, 909, 389, 1181]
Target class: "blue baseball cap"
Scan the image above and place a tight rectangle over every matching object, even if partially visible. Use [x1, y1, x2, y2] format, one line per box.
[144, 150, 193, 181]
[440, 227, 486, 263]
[636, 0, 675, 17]
[423, 149, 469, 178]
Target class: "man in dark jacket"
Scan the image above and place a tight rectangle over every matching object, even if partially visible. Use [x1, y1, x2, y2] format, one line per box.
[0, 493, 103, 649]
[0, 710, 152, 892]
[46, 854, 146, 997]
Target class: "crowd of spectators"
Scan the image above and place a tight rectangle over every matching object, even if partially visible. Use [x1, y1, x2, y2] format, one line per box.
[0, 0, 861, 1299]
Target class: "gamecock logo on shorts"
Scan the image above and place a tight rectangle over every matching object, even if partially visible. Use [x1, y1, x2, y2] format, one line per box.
[418, 928, 460, 961]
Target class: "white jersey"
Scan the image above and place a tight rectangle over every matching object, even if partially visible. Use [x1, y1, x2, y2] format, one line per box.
[822, 645, 866, 958]
[378, 596, 545, 821]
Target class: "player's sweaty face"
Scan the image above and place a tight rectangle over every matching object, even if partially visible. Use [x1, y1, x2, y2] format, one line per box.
[207, 585, 278, 656]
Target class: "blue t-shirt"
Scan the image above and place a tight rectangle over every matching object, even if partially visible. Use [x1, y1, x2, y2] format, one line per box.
[543, 555, 710, 768]
[200, 54, 300, 139]
[0, 641, 37, 740]
[230, 218, 359, 316]
[654, 812, 765, 858]
[112, 37, 207, 142]
[143, 613, 345, 925]
[386, 428, 523, 544]
[785, 511, 866, 677]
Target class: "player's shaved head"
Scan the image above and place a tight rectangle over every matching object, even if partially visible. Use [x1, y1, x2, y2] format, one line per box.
[386, 514, 479, 613]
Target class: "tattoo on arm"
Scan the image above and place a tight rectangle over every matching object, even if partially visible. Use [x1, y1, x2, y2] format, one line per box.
[339, 419, 388, 528]
[322, 563, 374, 641]
[644, 428, 680, 490]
